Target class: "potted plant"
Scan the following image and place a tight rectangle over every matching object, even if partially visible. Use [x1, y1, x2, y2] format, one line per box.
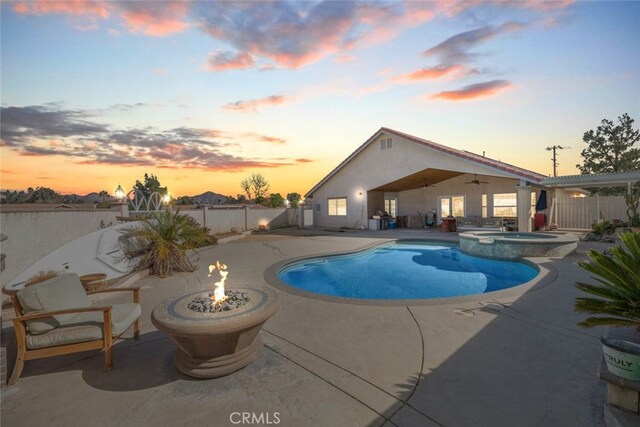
[575, 230, 640, 380]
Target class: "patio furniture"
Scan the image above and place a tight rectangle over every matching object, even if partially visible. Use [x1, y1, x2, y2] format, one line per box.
[456, 217, 504, 231]
[79, 273, 108, 289]
[8, 273, 141, 385]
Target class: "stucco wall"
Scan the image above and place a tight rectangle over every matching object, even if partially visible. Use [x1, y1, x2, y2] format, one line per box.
[0, 207, 296, 284]
[310, 131, 537, 228]
[180, 207, 293, 233]
[0, 210, 122, 284]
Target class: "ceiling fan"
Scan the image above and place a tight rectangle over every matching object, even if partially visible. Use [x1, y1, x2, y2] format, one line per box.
[465, 174, 489, 185]
[422, 179, 437, 188]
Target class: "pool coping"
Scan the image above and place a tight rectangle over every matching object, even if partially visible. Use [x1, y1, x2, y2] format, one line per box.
[263, 238, 558, 307]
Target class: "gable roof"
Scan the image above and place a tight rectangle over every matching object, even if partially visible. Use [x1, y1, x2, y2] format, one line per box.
[305, 127, 546, 197]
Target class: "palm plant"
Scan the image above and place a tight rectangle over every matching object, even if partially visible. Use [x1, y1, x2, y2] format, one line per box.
[123, 209, 216, 277]
[575, 231, 640, 331]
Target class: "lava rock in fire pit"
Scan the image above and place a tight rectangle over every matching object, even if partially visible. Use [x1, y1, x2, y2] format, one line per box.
[187, 290, 251, 313]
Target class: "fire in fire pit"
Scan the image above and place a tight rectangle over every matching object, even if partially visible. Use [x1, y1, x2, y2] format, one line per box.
[187, 260, 250, 313]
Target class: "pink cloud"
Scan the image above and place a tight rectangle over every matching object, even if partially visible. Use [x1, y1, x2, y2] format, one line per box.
[13, 0, 110, 18]
[222, 95, 292, 113]
[119, 1, 189, 36]
[206, 51, 255, 72]
[430, 80, 512, 101]
[393, 65, 464, 82]
[334, 54, 357, 64]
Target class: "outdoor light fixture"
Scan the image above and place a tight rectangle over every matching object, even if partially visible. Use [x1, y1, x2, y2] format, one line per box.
[114, 184, 125, 202]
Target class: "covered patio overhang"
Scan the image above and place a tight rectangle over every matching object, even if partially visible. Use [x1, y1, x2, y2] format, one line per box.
[370, 168, 464, 192]
[366, 168, 540, 232]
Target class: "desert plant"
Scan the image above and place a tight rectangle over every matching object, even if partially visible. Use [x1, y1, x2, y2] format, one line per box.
[625, 183, 640, 226]
[25, 270, 58, 286]
[575, 231, 640, 331]
[591, 220, 616, 236]
[123, 208, 216, 277]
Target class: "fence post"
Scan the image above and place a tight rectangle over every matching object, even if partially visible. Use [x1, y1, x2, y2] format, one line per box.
[203, 206, 208, 228]
[120, 203, 129, 218]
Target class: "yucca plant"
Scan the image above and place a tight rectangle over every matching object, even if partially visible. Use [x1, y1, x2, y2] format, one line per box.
[575, 231, 640, 331]
[123, 209, 216, 277]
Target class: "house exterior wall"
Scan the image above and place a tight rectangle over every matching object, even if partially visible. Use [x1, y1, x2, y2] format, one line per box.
[311, 131, 533, 228]
[397, 175, 524, 219]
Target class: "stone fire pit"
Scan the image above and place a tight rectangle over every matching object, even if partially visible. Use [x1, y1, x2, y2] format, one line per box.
[151, 286, 279, 378]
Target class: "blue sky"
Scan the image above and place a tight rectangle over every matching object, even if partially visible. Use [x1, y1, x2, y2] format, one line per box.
[1, 1, 639, 197]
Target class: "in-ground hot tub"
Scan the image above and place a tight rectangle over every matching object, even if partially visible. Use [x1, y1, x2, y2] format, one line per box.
[459, 231, 578, 259]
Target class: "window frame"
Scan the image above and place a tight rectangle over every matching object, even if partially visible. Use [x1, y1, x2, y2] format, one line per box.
[492, 193, 517, 218]
[327, 197, 347, 216]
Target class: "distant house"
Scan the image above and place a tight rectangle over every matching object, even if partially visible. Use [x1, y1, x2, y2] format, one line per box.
[305, 127, 640, 231]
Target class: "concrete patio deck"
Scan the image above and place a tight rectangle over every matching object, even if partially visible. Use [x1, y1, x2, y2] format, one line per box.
[1, 229, 611, 426]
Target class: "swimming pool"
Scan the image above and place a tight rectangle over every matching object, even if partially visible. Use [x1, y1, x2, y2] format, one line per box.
[277, 241, 538, 300]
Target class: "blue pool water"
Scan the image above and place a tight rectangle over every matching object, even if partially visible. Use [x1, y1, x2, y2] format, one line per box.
[278, 242, 538, 299]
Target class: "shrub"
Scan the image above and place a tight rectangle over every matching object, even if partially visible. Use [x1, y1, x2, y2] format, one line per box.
[123, 208, 216, 277]
[591, 220, 616, 236]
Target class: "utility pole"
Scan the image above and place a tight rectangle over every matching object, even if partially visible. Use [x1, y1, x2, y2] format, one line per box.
[545, 145, 569, 177]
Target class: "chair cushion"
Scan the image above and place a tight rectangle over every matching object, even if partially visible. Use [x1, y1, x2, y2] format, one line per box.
[17, 273, 91, 335]
[26, 303, 141, 350]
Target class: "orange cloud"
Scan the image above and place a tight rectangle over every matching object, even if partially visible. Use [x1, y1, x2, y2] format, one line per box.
[394, 65, 464, 82]
[430, 80, 512, 101]
[222, 95, 292, 113]
[296, 158, 313, 163]
[13, 0, 110, 18]
[119, 2, 189, 36]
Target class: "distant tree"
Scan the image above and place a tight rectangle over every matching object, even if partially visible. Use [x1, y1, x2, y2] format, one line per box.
[25, 187, 61, 203]
[240, 178, 253, 200]
[286, 192, 302, 208]
[236, 194, 247, 204]
[97, 190, 110, 208]
[266, 193, 285, 208]
[225, 195, 238, 204]
[1, 190, 25, 203]
[175, 196, 193, 205]
[577, 114, 640, 194]
[240, 173, 270, 202]
[133, 173, 167, 199]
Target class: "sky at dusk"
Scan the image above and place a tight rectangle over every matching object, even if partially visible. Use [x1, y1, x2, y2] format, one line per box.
[1, 0, 639, 198]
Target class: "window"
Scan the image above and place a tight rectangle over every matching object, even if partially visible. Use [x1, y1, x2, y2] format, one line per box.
[493, 193, 517, 217]
[328, 198, 347, 216]
[381, 138, 392, 150]
[482, 194, 488, 218]
[384, 198, 397, 217]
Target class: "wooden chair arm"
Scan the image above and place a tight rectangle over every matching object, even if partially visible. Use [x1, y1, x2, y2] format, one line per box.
[13, 306, 112, 323]
[86, 287, 139, 304]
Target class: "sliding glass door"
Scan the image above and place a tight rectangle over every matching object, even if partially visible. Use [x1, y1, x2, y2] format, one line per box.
[437, 195, 465, 224]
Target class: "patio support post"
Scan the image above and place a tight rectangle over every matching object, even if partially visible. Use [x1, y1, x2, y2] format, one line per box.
[517, 183, 533, 232]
